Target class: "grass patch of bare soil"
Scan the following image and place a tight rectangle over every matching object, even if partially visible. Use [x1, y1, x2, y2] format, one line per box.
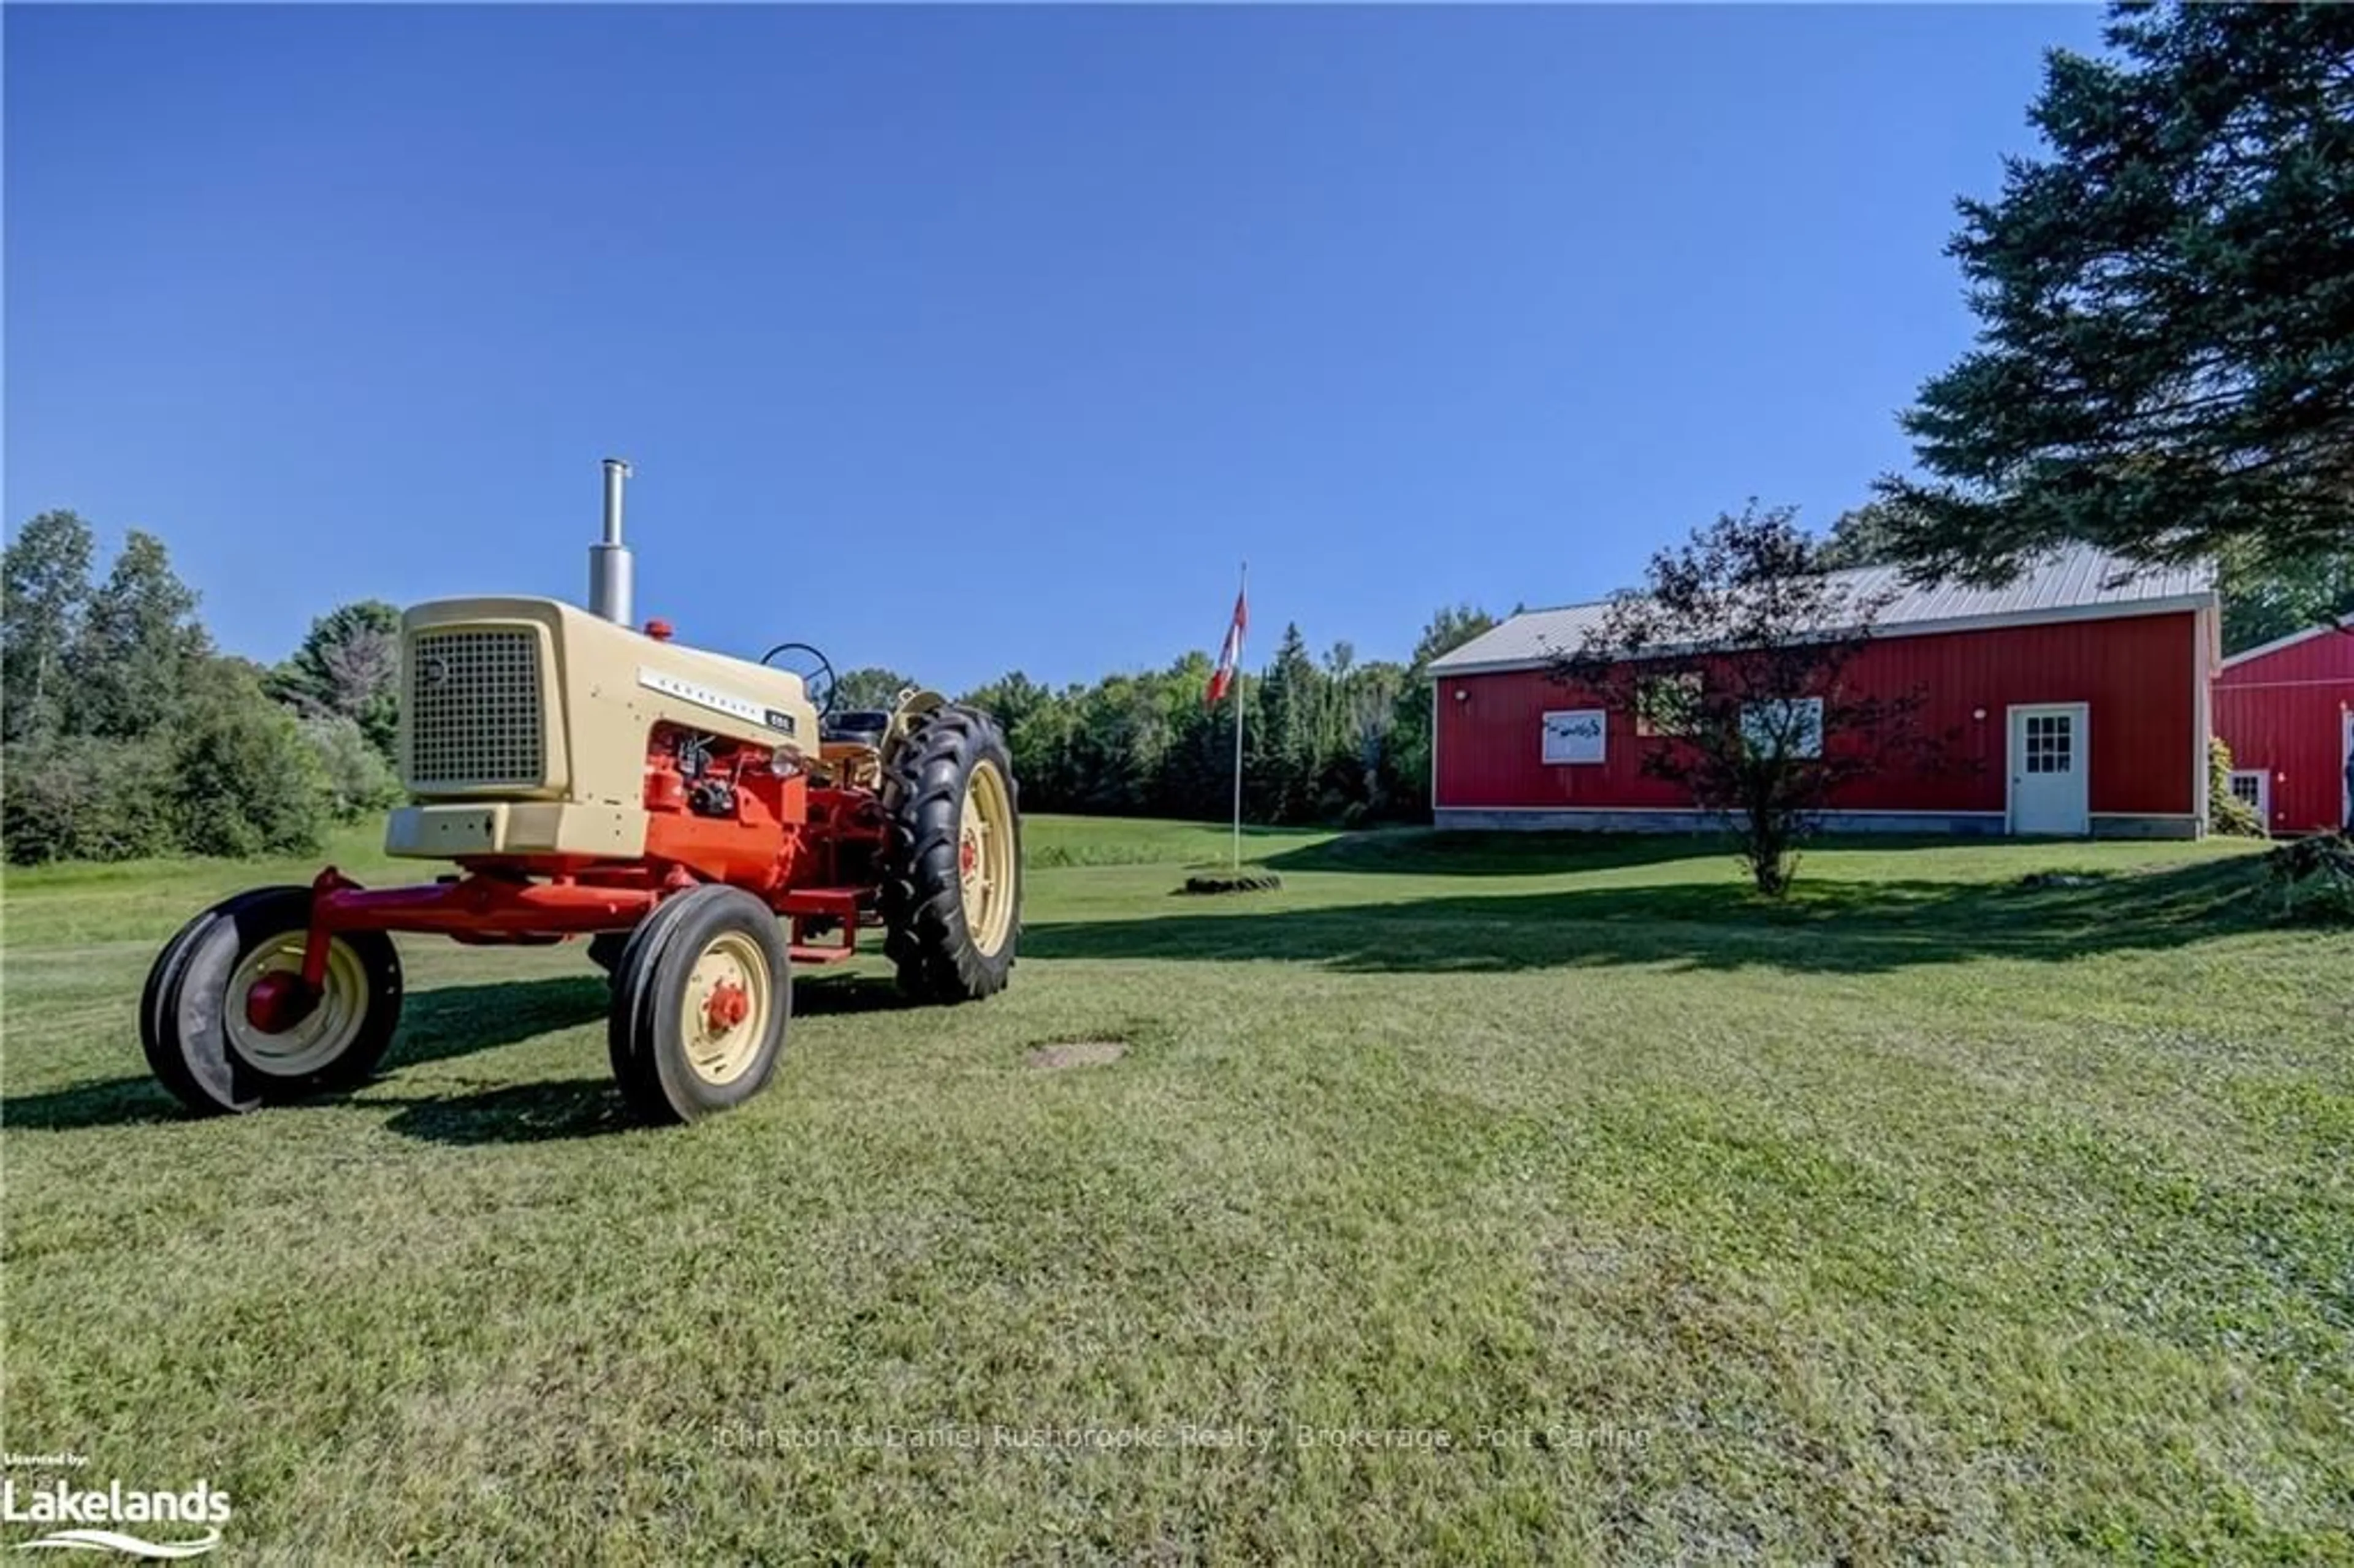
[1027, 1040, 1127, 1070]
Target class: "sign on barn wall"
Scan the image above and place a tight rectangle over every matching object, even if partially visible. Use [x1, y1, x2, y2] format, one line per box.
[1541, 709, 1606, 765]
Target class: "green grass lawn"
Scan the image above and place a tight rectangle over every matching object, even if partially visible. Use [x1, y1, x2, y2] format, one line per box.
[4, 818, 2349, 1562]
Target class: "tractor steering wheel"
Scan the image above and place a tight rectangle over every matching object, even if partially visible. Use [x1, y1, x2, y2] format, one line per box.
[760, 642, 839, 718]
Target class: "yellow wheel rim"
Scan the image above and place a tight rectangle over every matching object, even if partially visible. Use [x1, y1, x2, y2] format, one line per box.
[224, 935, 368, 1076]
[682, 930, 772, 1087]
[958, 760, 1017, 957]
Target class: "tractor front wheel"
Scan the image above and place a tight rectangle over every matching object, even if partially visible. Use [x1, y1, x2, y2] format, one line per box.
[880, 704, 1021, 1002]
[141, 887, 403, 1116]
[606, 886, 791, 1124]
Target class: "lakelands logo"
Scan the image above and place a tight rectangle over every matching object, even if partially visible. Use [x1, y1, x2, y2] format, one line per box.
[2, 1479, 229, 1559]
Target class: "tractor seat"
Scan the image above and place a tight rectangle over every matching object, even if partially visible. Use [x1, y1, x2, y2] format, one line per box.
[820, 709, 891, 747]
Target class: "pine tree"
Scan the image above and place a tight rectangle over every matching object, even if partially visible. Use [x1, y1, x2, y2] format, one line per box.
[1882, 3, 2354, 588]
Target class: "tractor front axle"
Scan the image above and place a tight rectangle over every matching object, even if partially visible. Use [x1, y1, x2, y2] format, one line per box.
[295, 867, 665, 989]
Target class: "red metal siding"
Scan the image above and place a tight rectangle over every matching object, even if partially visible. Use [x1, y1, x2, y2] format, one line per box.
[2214, 628, 2354, 834]
[1435, 610, 2203, 819]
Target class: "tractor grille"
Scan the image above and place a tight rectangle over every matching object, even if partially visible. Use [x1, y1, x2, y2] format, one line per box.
[405, 627, 546, 790]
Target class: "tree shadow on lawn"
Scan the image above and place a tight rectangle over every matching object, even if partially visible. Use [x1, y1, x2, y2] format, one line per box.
[1265, 829, 1731, 879]
[1028, 856, 2271, 976]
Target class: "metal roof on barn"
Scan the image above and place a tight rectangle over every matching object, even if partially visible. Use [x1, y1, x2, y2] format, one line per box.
[1427, 546, 2215, 675]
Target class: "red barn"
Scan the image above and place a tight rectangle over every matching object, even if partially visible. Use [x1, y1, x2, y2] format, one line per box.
[1428, 549, 2219, 839]
[2212, 617, 2354, 837]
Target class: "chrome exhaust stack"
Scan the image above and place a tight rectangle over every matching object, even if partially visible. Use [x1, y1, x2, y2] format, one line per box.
[589, 457, 634, 625]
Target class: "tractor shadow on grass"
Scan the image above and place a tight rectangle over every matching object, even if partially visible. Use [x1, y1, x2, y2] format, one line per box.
[796, 973, 932, 1014]
[3, 975, 615, 1133]
[1027, 856, 2274, 977]
[375, 978, 928, 1146]
[370, 973, 934, 1143]
[392, 973, 613, 1067]
[378, 1078, 632, 1144]
[0, 1075, 187, 1132]
[9, 969, 933, 1136]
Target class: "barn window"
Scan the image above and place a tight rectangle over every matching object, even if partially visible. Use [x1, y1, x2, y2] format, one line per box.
[1740, 698, 1823, 759]
[1540, 709, 1606, 765]
[2228, 770, 2268, 818]
[1635, 673, 1702, 737]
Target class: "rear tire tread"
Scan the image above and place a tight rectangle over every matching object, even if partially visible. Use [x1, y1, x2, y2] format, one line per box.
[878, 706, 1021, 1003]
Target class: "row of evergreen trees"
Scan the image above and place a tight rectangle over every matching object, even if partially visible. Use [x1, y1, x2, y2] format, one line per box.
[1, 509, 1504, 866]
[939, 605, 1498, 826]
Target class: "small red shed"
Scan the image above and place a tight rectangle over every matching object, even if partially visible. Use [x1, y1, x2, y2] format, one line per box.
[1428, 549, 2220, 839]
[2212, 617, 2354, 837]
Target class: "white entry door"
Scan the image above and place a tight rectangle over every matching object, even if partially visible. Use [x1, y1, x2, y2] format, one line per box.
[2008, 703, 2090, 835]
[2342, 710, 2353, 832]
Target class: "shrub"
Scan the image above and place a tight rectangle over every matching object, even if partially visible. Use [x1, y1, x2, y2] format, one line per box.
[3, 663, 338, 864]
[2207, 737, 2268, 837]
[2268, 834, 2354, 925]
[1, 736, 178, 864]
[1181, 872, 1284, 894]
[300, 715, 403, 821]
[166, 663, 330, 858]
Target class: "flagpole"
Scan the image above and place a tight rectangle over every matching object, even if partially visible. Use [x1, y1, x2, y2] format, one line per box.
[1232, 561, 1247, 872]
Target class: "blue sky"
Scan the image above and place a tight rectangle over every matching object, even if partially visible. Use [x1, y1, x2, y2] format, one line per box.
[6, 4, 2104, 693]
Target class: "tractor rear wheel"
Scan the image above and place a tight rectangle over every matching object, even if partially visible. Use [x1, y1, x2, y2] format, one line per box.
[606, 886, 791, 1124]
[880, 704, 1021, 1002]
[141, 886, 403, 1116]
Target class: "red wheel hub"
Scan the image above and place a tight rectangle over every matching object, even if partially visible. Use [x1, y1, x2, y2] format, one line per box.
[706, 980, 750, 1031]
[959, 835, 979, 877]
[244, 972, 319, 1034]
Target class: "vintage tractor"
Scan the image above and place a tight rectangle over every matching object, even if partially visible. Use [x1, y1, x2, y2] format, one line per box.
[140, 460, 1020, 1124]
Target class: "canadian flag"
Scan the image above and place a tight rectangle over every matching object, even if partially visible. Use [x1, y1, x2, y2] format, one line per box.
[1205, 585, 1248, 706]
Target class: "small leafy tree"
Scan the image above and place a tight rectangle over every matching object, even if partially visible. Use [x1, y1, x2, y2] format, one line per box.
[73, 530, 210, 740]
[167, 661, 330, 858]
[831, 666, 917, 712]
[1338, 660, 1406, 818]
[1, 509, 96, 745]
[300, 715, 404, 821]
[1548, 504, 1945, 897]
[269, 599, 402, 759]
[958, 671, 1049, 736]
